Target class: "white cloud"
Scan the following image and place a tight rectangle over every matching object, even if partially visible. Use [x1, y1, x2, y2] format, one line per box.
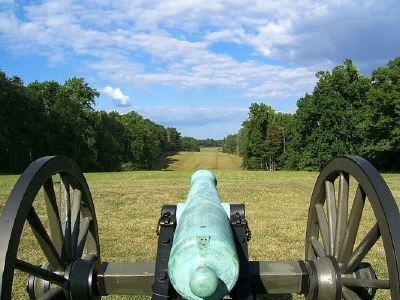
[103, 86, 131, 106]
[1, 0, 399, 105]
[3, 0, 398, 138]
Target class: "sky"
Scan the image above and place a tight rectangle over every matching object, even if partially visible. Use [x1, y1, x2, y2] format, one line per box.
[0, 1, 399, 139]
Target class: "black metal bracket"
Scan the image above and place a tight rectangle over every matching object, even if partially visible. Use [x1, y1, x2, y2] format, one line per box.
[230, 204, 254, 300]
[152, 204, 177, 299]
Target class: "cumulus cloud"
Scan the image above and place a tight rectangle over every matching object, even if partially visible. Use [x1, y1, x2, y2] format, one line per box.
[103, 86, 131, 106]
[3, 0, 398, 138]
[1, 0, 399, 102]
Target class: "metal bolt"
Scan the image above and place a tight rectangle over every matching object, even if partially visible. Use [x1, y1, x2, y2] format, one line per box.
[158, 271, 167, 281]
[161, 237, 170, 244]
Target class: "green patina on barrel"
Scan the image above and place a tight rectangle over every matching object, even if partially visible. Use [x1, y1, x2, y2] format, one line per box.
[167, 170, 239, 300]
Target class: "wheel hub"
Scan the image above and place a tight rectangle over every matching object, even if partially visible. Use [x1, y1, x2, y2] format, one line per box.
[26, 263, 54, 300]
[305, 257, 378, 300]
[305, 256, 341, 300]
[66, 258, 100, 300]
[26, 259, 100, 300]
[343, 263, 377, 299]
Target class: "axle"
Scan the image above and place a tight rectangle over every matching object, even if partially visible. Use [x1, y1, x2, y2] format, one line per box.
[27, 258, 382, 299]
[69, 258, 382, 298]
[97, 260, 308, 296]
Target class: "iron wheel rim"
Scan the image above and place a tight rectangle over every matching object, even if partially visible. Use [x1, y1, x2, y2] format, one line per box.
[0, 156, 100, 299]
[305, 156, 400, 299]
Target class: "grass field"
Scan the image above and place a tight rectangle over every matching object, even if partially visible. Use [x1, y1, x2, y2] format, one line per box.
[159, 147, 243, 171]
[0, 148, 399, 299]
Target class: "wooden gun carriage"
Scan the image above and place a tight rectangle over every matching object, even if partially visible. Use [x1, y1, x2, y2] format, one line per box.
[0, 155, 399, 299]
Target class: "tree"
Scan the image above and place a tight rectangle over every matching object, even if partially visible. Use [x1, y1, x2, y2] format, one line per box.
[361, 56, 400, 171]
[26, 80, 62, 158]
[293, 59, 370, 170]
[181, 137, 200, 152]
[222, 134, 238, 154]
[268, 112, 295, 169]
[166, 127, 181, 151]
[241, 103, 275, 169]
[0, 71, 185, 173]
[199, 139, 221, 147]
[0, 72, 50, 172]
[53, 77, 100, 170]
[265, 123, 282, 170]
[121, 112, 169, 170]
[94, 111, 126, 171]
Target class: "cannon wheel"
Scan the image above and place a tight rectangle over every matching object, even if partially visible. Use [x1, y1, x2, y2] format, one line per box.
[305, 156, 400, 299]
[0, 156, 100, 299]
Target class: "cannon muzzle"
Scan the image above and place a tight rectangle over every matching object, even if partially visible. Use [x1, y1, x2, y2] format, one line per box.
[167, 170, 239, 300]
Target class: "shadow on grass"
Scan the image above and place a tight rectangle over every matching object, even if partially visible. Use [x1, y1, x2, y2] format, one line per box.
[155, 151, 179, 170]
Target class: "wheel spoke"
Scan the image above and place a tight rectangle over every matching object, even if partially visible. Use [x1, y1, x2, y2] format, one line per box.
[342, 277, 390, 289]
[15, 259, 65, 286]
[315, 203, 330, 252]
[71, 189, 82, 259]
[37, 286, 63, 300]
[43, 177, 65, 261]
[310, 236, 326, 258]
[325, 180, 337, 256]
[76, 218, 92, 258]
[338, 184, 366, 265]
[0, 156, 100, 299]
[335, 172, 349, 258]
[305, 156, 400, 300]
[60, 173, 71, 259]
[343, 223, 380, 273]
[27, 207, 63, 271]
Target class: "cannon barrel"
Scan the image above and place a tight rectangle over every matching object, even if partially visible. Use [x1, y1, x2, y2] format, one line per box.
[167, 170, 239, 300]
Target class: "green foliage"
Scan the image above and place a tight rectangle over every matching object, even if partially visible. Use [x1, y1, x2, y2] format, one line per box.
[241, 103, 272, 169]
[221, 134, 238, 154]
[94, 111, 125, 171]
[54, 77, 100, 169]
[0, 73, 185, 173]
[239, 103, 291, 170]
[181, 137, 200, 152]
[2, 55, 400, 173]
[0, 73, 49, 172]
[120, 112, 169, 170]
[360, 57, 400, 171]
[166, 127, 182, 151]
[229, 57, 400, 172]
[292, 59, 371, 170]
[198, 138, 221, 147]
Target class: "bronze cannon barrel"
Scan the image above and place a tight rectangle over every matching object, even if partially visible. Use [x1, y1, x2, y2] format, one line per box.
[167, 170, 239, 300]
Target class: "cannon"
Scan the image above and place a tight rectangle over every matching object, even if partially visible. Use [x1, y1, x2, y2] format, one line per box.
[0, 155, 399, 299]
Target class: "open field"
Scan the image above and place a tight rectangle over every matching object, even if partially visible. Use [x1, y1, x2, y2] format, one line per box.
[159, 147, 243, 171]
[0, 149, 399, 299]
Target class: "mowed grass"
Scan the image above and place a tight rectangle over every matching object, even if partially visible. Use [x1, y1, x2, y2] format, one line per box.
[0, 149, 399, 299]
[160, 147, 243, 171]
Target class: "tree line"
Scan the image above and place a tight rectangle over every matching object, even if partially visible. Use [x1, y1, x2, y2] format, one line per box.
[222, 57, 400, 172]
[3, 56, 399, 173]
[0, 73, 203, 173]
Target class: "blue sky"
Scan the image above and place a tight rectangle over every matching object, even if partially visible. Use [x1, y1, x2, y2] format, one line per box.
[1, 1, 399, 139]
